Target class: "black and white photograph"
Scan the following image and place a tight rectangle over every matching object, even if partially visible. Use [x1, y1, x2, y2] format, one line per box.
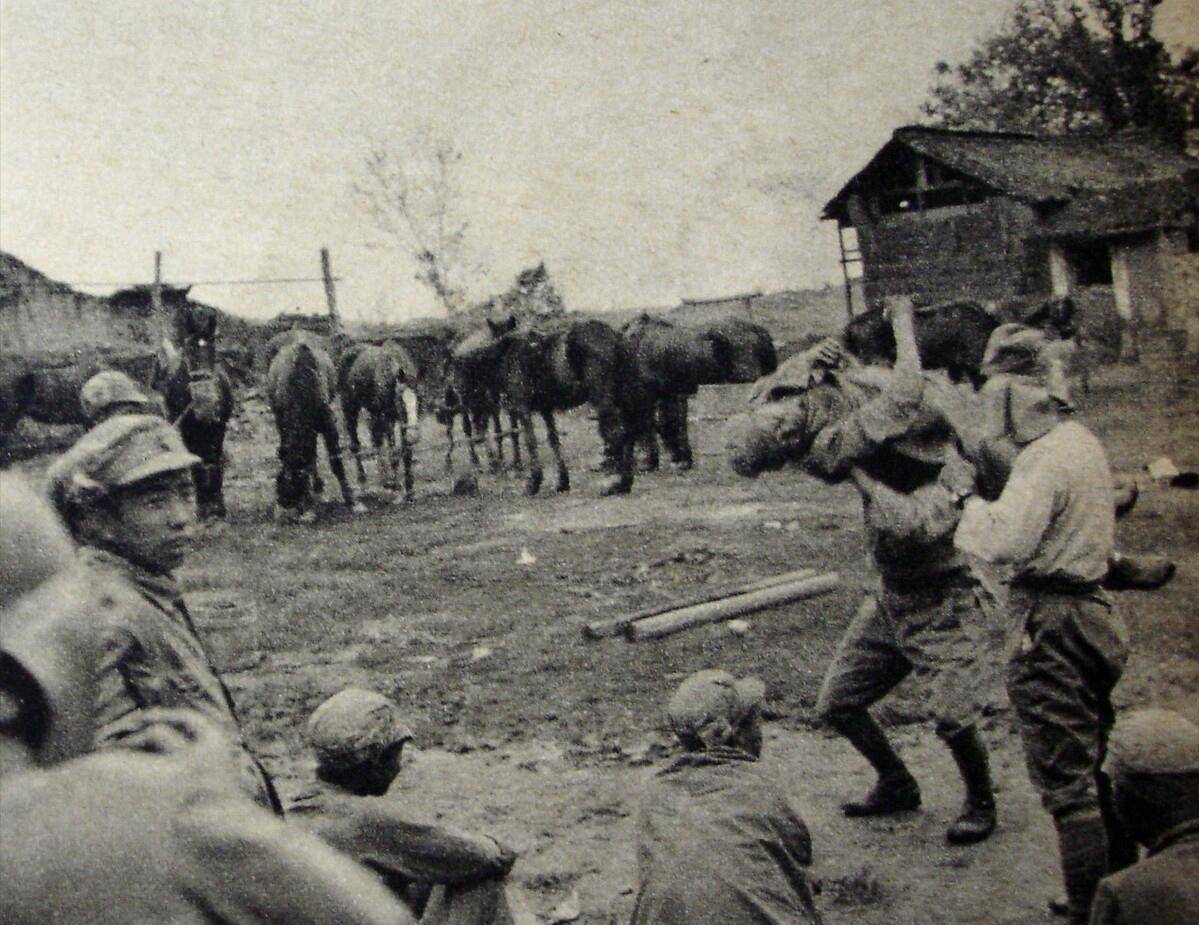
[2, 2, 1197, 923]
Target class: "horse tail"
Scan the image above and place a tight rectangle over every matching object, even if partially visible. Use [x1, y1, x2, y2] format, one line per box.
[290, 342, 326, 405]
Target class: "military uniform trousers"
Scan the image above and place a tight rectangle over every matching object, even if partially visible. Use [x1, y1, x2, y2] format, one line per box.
[816, 573, 988, 740]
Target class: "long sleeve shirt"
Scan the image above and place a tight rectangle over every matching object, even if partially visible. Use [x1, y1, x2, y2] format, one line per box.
[1088, 821, 1199, 925]
[955, 421, 1114, 586]
[289, 783, 515, 888]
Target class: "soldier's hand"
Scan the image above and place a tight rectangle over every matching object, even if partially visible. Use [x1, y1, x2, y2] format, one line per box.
[940, 444, 977, 500]
[888, 366, 925, 407]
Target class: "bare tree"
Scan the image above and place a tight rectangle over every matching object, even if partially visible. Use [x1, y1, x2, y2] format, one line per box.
[356, 135, 480, 315]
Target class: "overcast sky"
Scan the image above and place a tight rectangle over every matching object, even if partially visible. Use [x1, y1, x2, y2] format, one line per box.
[2, 0, 1196, 322]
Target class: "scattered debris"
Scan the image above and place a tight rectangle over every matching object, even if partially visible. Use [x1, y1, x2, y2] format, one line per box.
[1147, 457, 1180, 482]
[762, 520, 783, 530]
[727, 618, 751, 637]
[471, 645, 494, 662]
[518, 546, 538, 566]
[547, 889, 581, 923]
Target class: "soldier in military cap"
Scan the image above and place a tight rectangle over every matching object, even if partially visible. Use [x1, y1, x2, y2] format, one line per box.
[44, 414, 281, 811]
[79, 370, 159, 424]
[290, 687, 520, 924]
[630, 669, 822, 925]
[1090, 708, 1199, 925]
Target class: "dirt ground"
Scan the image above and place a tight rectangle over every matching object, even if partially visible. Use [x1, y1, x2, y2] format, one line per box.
[15, 358, 1199, 924]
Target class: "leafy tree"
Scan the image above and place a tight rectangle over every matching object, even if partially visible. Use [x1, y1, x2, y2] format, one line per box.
[356, 135, 481, 315]
[923, 0, 1198, 149]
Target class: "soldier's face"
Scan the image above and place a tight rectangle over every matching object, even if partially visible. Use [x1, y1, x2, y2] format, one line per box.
[108, 471, 198, 573]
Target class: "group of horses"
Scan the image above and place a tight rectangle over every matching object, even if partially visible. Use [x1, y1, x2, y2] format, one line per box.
[1, 293, 1078, 524]
[261, 311, 780, 520]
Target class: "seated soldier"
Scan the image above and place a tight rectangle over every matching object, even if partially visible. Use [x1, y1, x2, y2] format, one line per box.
[630, 669, 823, 925]
[44, 414, 280, 811]
[0, 473, 412, 925]
[80, 370, 160, 423]
[1089, 709, 1199, 925]
[289, 688, 520, 925]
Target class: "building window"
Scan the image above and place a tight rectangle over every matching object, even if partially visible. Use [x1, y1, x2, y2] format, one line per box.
[1064, 241, 1113, 286]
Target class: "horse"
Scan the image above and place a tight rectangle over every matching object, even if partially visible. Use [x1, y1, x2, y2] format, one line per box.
[621, 314, 777, 471]
[435, 325, 523, 486]
[842, 300, 998, 388]
[151, 304, 235, 520]
[337, 340, 420, 501]
[265, 334, 363, 522]
[470, 316, 652, 496]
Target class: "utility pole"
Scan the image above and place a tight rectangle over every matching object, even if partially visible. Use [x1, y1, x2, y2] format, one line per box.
[321, 247, 340, 330]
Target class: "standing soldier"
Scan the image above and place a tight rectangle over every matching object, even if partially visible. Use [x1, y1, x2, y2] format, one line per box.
[728, 300, 997, 846]
[949, 324, 1132, 924]
[44, 413, 281, 812]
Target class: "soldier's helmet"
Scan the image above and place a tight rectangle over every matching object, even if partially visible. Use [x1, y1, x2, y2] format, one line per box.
[307, 688, 415, 772]
[46, 415, 200, 516]
[80, 371, 155, 422]
[667, 669, 765, 749]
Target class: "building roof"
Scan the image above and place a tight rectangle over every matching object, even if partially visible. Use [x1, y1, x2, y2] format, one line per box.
[823, 125, 1199, 237]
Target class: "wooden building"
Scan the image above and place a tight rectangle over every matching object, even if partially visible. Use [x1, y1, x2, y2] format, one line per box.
[822, 126, 1199, 352]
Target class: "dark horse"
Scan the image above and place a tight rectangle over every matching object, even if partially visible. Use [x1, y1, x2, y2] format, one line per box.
[152, 305, 235, 520]
[337, 340, 420, 501]
[470, 316, 652, 496]
[266, 334, 363, 522]
[842, 300, 998, 387]
[621, 314, 777, 471]
[436, 325, 523, 484]
[843, 296, 1083, 390]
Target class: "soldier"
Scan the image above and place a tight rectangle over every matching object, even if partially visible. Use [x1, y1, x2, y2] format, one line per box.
[1090, 708, 1199, 925]
[80, 369, 159, 423]
[630, 669, 823, 925]
[289, 687, 520, 925]
[44, 413, 281, 811]
[949, 323, 1133, 923]
[728, 299, 998, 846]
[0, 474, 413, 925]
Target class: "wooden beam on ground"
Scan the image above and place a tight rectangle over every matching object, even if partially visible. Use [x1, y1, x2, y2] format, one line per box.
[582, 568, 817, 640]
[624, 572, 840, 642]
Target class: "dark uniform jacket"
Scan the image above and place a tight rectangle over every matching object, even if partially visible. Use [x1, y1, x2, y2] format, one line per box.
[78, 547, 279, 810]
[1089, 820, 1199, 925]
[630, 748, 822, 925]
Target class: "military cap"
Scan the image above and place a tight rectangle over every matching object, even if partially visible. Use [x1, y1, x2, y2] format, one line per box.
[46, 415, 199, 511]
[0, 473, 74, 611]
[79, 370, 154, 421]
[667, 669, 765, 746]
[307, 688, 415, 771]
[1104, 708, 1199, 778]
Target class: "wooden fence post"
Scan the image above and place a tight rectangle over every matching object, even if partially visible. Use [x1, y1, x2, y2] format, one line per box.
[321, 247, 340, 330]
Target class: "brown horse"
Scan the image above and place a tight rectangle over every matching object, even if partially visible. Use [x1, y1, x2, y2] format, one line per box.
[621, 315, 777, 471]
[337, 341, 420, 501]
[265, 335, 363, 522]
[152, 304, 235, 520]
[466, 316, 652, 496]
[436, 325, 523, 485]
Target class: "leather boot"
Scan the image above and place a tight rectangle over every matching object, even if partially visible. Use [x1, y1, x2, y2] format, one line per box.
[1055, 810, 1108, 925]
[1103, 553, 1175, 591]
[830, 710, 922, 817]
[944, 727, 997, 845]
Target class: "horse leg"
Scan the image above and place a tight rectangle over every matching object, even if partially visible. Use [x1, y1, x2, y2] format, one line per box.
[478, 409, 500, 473]
[507, 411, 523, 470]
[462, 411, 482, 468]
[396, 398, 415, 501]
[372, 413, 395, 490]
[345, 403, 368, 485]
[541, 410, 570, 493]
[596, 404, 634, 496]
[661, 394, 693, 471]
[320, 410, 364, 513]
[639, 401, 662, 472]
[519, 411, 543, 496]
